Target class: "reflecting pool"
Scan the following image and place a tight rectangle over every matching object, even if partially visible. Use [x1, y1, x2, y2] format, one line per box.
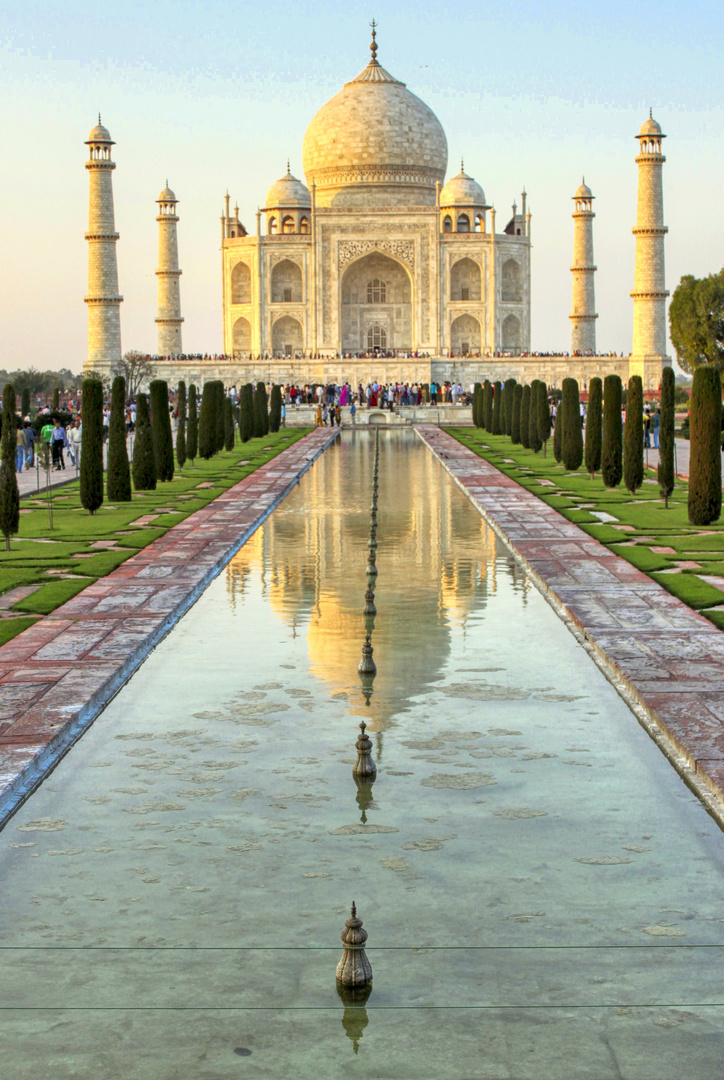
[2, 429, 724, 1078]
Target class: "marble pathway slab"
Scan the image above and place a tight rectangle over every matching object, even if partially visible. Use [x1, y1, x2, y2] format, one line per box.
[0, 428, 338, 824]
[416, 425, 724, 816]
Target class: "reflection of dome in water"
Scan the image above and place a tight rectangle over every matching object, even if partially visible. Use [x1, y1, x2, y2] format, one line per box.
[302, 32, 448, 207]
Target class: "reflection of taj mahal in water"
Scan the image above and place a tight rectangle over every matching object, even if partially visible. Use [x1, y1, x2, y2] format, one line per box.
[221, 27, 531, 362]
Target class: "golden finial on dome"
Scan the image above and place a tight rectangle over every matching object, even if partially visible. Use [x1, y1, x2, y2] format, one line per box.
[369, 19, 378, 63]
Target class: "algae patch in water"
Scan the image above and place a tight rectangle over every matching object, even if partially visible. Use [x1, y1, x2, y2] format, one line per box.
[421, 773, 496, 789]
[494, 808, 548, 820]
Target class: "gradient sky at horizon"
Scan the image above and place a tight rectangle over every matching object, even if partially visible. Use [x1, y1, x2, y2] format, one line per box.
[0, 0, 722, 373]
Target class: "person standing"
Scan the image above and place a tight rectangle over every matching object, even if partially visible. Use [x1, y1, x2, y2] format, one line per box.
[51, 417, 67, 470]
[15, 423, 26, 473]
[23, 421, 35, 468]
[69, 418, 82, 467]
[653, 408, 660, 449]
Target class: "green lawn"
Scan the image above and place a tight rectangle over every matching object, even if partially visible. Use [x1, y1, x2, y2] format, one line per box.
[449, 427, 724, 628]
[0, 431, 310, 644]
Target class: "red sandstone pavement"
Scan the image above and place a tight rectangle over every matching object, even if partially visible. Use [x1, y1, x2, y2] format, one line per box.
[0, 428, 338, 822]
[416, 425, 724, 813]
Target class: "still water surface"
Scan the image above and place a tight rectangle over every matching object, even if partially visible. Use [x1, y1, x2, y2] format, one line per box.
[2, 430, 724, 1078]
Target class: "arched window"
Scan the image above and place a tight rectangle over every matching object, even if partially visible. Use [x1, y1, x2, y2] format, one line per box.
[282, 216, 295, 234]
[231, 262, 251, 304]
[501, 259, 523, 302]
[367, 325, 387, 351]
[268, 217, 277, 235]
[299, 217, 310, 234]
[366, 279, 386, 304]
[457, 214, 470, 233]
[474, 214, 484, 233]
[443, 216, 452, 233]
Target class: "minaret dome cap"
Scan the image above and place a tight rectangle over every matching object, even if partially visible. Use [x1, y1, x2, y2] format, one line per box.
[638, 112, 664, 138]
[157, 184, 177, 202]
[574, 179, 593, 199]
[86, 120, 114, 145]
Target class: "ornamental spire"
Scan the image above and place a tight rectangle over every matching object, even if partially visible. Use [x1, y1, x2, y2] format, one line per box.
[369, 19, 378, 63]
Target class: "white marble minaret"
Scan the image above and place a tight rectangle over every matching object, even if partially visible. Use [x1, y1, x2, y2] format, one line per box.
[84, 117, 122, 374]
[569, 179, 597, 355]
[155, 183, 183, 356]
[630, 111, 668, 385]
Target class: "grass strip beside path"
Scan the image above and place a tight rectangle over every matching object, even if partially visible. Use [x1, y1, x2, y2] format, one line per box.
[0, 430, 310, 644]
[449, 427, 724, 630]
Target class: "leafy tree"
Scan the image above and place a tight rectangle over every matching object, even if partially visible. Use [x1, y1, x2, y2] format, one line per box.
[12, 367, 48, 401]
[115, 351, 157, 399]
[528, 380, 542, 453]
[482, 380, 493, 431]
[472, 382, 482, 428]
[254, 381, 268, 437]
[224, 395, 235, 451]
[132, 392, 156, 490]
[149, 379, 174, 481]
[520, 384, 531, 449]
[623, 375, 644, 494]
[80, 377, 104, 513]
[21, 387, 30, 418]
[511, 383, 523, 444]
[669, 269, 724, 372]
[536, 380, 552, 455]
[585, 377, 602, 478]
[688, 365, 722, 525]
[176, 380, 187, 469]
[198, 382, 216, 459]
[658, 366, 676, 508]
[187, 384, 198, 464]
[106, 375, 131, 502]
[561, 377, 583, 471]
[492, 381, 503, 435]
[552, 403, 563, 463]
[601, 375, 623, 487]
[0, 383, 19, 550]
[239, 383, 254, 442]
[504, 378, 517, 435]
[269, 385, 282, 432]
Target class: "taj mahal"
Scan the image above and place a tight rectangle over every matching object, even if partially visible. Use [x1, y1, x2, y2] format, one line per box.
[84, 26, 669, 391]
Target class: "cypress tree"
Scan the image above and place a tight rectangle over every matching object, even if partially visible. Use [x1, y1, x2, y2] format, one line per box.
[269, 385, 282, 433]
[0, 383, 20, 550]
[187, 384, 198, 464]
[536, 380, 552, 455]
[623, 375, 644, 495]
[601, 374, 623, 488]
[483, 380, 493, 431]
[21, 387, 30, 418]
[80, 376, 104, 514]
[528, 380, 542, 453]
[198, 382, 216, 459]
[132, 392, 156, 490]
[585, 377, 603, 479]
[149, 379, 174, 481]
[688, 365, 722, 526]
[561, 377, 583, 471]
[658, 366, 675, 509]
[224, 395, 235, 451]
[520, 384, 531, 449]
[492, 381, 503, 435]
[472, 382, 482, 428]
[216, 382, 226, 451]
[176, 380, 187, 469]
[254, 381, 268, 438]
[504, 378, 517, 435]
[239, 383, 254, 442]
[106, 375, 131, 502]
[52, 386, 59, 411]
[552, 403, 563, 463]
[511, 383, 523, 444]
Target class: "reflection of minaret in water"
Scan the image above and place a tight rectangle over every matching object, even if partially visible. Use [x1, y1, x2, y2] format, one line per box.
[337, 981, 372, 1054]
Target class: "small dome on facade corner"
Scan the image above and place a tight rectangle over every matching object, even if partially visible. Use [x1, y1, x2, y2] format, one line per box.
[265, 169, 311, 209]
[574, 179, 593, 199]
[639, 113, 662, 137]
[440, 167, 486, 208]
[87, 120, 113, 144]
[157, 185, 177, 202]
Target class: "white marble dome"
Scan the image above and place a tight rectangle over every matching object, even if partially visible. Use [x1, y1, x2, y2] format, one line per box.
[302, 52, 448, 207]
[87, 119, 113, 144]
[440, 165, 486, 207]
[574, 179, 593, 199]
[265, 166, 311, 208]
[157, 184, 177, 202]
[638, 113, 662, 137]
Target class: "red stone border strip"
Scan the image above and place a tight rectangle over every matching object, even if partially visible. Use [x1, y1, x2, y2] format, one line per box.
[0, 428, 338, 825]
[416, 425, 724, 820]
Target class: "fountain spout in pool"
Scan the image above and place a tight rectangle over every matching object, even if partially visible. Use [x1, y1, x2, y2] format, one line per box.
[353, 721, 377, 779]
[336, 902, 373, 989]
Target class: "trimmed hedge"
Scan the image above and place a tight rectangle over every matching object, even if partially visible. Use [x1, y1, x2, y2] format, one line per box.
[520, 384, 531, 449]
[187, 384, 198, 463]
[601, 374, 623, 487]
[492, 381, 503, 435]
[528, 380, 542, 453]
[511, 383, 523, 444]
[560, 377, 583, 471]
[176, 380, 187, 469]
[585, 376, 602, 479]
[0, 382, 19, 548]
[504, 378, 517, 436]
[483, 380, 493, 432]
[269, 385, 282, 433]
[132, 392, 156, 490]
[150, 379, 174, 482]
[106, 375, 131, 502]
[658, 366, 675, 508]
[224, 395, 235, 451]
[623, 375, 644, 495]
[80, 377, 104, 513]
[688, 365, 722, 526]
[240, 383, 254, 442]
[473, 382, 482, 428]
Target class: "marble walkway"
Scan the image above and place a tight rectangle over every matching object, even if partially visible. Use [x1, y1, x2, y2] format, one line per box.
[416, 425, 724, 818]
[0, 427, 338, 824]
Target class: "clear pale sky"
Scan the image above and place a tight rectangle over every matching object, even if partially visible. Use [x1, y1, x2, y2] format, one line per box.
[0, 0, 722, 372]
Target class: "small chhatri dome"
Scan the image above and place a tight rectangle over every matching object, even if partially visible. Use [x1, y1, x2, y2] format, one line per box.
[638, 109, 663, 137]
[440, 163, 487, 208]
[87, 114, 113, 144]
[265, 164, 312, 208]
[574, 177, 593, 199]
[157, 182, 177, 202]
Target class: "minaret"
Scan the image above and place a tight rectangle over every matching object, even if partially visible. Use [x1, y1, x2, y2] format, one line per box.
[155, 183, 183, 356]
[630, 111, 668, 381]
[84, 116, 122, 374]
[569, 179, 597, 354]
